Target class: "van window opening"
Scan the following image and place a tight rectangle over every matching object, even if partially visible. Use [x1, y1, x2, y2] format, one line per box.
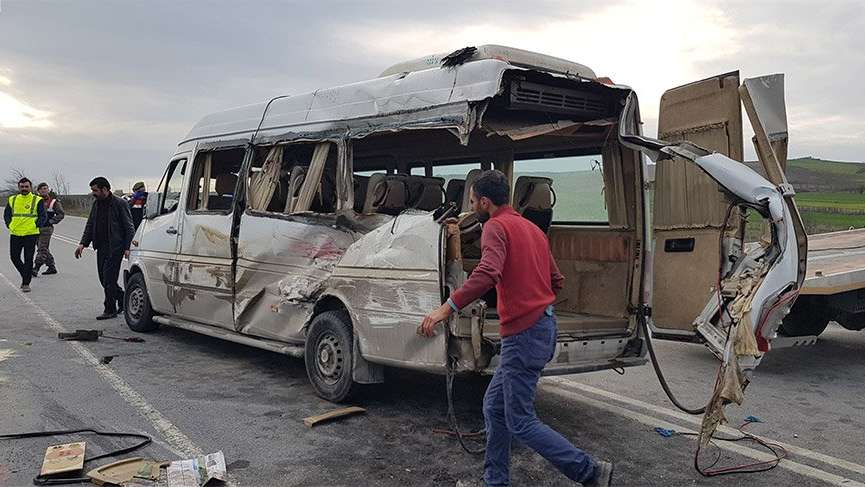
[246, 142, 338, 215]
[187, 148, 245, 213]
[160, 159, 187, 215]
[514, 155, 608, 225]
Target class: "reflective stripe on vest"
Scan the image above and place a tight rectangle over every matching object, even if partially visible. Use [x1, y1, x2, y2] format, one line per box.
[8, 193, 41, 236]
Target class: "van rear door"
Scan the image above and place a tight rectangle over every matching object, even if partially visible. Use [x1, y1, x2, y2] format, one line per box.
[648, 72, 744, 340]
[640, 73, 806, 370]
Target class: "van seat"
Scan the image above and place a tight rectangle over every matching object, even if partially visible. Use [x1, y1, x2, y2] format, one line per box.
[285, 166, 307, 212]
[404, 175, 445, 211]
[445, 178, 465, 207]
[363, 173, 407, 215]
[514, 176, 554, 233]
[209, 173, 238, 211]
[354, 175, 370, 213]
[461, 169, 482, 213]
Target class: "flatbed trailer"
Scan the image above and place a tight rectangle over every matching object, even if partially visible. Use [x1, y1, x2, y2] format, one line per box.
[780, 228, 865, 337]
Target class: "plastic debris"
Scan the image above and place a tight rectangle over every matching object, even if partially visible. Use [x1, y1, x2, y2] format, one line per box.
[654, 427, 676, 438]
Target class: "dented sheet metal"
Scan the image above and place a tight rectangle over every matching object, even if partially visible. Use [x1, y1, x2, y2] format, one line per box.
[331, 212, 447, 371]
[234, 214, 356, 341]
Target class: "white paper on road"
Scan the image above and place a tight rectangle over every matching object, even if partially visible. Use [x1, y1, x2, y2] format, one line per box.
[166, 451, 226, 487]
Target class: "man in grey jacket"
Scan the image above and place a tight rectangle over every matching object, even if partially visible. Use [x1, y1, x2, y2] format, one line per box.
[33, 183, 65, 276]
[75, 177, 135, 320]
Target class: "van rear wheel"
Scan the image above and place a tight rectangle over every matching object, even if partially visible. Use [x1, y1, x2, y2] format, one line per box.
[305, 310, 357, 402]
[124, 273, 158, 332]
[779, 296, 829, 337]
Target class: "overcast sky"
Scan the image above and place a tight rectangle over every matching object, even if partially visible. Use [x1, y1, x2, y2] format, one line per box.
[1, 0, 862, 192]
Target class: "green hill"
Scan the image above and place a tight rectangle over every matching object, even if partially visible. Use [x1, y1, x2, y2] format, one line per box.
[745, 157, 865, 193]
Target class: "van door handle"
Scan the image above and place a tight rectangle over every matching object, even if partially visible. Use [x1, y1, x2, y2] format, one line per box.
[166, 227, 178, 235]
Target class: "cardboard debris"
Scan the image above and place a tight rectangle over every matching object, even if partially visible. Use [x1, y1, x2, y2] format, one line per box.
[303, 406, 366, 427]
[166, 451, 226, 487]
[86, 457, 169, 485]
[40, 442, 86, 477]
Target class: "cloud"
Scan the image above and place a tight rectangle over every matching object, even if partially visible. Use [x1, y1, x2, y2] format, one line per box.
[342, 0, 742, 124]
[0, 0, 863, 191]
[0, 90, 53, 129]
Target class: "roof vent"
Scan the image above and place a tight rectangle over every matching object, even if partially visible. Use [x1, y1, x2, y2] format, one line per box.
[508, 80, 609, 119]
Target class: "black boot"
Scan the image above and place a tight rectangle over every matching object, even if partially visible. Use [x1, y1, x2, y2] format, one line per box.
[42, 266, 58, 275]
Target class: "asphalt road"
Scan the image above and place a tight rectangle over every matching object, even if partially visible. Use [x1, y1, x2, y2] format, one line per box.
[1, 215, 864, 486]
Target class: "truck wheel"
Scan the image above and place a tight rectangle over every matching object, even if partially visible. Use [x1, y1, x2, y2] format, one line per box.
[779, 296, 829, 337]
[124, 273, 158, 332]
[305, 310, 357, 402]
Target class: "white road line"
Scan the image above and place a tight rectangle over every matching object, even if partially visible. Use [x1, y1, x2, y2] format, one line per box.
[541, 381, 865, 487]
[0, 270, 202, 460]
[545, 377, 865, 478]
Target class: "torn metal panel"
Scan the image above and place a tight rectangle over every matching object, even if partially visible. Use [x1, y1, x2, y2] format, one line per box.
[380, 44, 597, 79]
[233, 213, 357, 341]
[329, 212, 447, 371]
[483, 118, 616, 141]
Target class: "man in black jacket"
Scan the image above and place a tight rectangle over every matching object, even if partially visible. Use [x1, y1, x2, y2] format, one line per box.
[75, 177, 136, 320]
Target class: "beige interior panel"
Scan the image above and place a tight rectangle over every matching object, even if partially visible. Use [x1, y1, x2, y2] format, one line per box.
[548, 227, 632, 320]
[658, 71, 743, 162]
[652, 72, 745, 333]
[651, 229, 721, 331]
[653, 156, 729, 230]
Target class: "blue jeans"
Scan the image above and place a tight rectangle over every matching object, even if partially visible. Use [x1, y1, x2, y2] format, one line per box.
[483, 311, 596, 486]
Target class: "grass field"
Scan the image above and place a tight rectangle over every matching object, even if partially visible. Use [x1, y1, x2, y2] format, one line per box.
[795, 191, 865, 212]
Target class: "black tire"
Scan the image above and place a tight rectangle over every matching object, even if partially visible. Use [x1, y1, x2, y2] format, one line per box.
[305, 310, 357, 402]
[779, 296, 830, 337]
[124, 273, 158, 332]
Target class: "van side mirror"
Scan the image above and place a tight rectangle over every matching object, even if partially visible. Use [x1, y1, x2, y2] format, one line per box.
[145, 193, 162, 220]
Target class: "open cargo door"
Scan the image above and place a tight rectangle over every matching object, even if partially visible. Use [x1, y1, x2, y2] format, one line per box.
[649, 72, 744, 340]
[643, 72, 805, 366]
[620, 72, 806, 442]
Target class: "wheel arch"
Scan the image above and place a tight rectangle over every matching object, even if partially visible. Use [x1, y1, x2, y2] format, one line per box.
[308, 291, 384, 385]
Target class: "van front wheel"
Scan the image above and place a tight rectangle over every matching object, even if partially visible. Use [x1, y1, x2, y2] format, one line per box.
[124, 273, 158, 332]
[305, 311, 357, 402]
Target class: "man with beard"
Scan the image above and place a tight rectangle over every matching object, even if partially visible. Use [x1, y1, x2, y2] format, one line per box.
[75, 177, 135, 320]
[418, 170, 612, 487]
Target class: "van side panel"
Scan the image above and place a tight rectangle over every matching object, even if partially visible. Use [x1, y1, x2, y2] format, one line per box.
[234, 213, 355, 342]
[327, 213, 447, 372]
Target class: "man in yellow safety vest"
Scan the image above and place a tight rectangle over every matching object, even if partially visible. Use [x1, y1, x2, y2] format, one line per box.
[4, 177, 46, 292]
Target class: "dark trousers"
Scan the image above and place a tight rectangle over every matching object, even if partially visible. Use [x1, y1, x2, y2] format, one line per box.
[10, 235, 38, 285]
[96, 247, 124, 313]
[483, 311, 596, 486]
[34, 226, 55, 269]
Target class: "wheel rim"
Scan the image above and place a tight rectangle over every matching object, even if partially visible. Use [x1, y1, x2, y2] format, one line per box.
[128, 287, 145, 320]
[315, 332, 344, 385]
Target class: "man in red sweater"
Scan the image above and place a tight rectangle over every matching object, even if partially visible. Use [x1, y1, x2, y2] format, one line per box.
[420, 170, 612, 487]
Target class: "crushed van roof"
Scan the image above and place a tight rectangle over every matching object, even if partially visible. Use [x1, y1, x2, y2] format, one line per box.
[181, 47, 601, 146]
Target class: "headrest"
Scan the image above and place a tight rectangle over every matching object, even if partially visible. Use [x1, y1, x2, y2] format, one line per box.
[215, 173, 238, 195]
[461, 169, 483, 212]
[288, 166, 307, 196]
[404, 175, 444, 211]
[445, 178, 465, 206]
[514, 176, 553, 211]
[363, 173, 407, 215]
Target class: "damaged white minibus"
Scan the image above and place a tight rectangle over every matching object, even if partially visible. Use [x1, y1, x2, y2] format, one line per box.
[123, 46, 806, 417]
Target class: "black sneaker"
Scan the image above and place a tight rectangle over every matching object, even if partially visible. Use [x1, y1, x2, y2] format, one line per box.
[584, 461, 613, 487]
[42, 267, 58, 275]
[96, 311, 118, 320]
[31, 269, 39, 277]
